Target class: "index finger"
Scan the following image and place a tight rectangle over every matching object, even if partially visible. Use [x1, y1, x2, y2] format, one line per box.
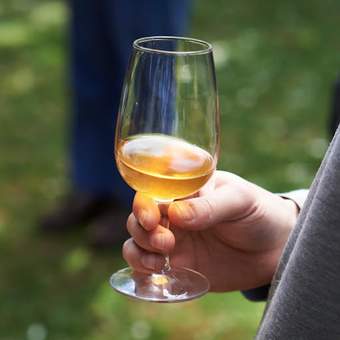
[133, 192, 161, 231]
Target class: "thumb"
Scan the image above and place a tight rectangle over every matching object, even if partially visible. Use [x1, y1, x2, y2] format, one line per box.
[168, 182, 257, 230]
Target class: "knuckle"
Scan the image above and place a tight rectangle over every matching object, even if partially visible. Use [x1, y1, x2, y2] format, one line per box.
[200, 197, 216, 223]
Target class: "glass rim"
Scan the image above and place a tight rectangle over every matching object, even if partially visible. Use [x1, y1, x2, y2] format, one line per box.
[133, 36, 213, 56]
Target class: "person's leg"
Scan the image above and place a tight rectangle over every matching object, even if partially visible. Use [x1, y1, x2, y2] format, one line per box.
[83, 0, 192, 247]
[41, 0, 192, 243]
[69, 0, 134, 207]
[70, 0, 191, 204]
[40, 0, 135, 234]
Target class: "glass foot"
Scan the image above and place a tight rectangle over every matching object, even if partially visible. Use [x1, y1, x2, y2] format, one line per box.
[110, 267, 210, 303]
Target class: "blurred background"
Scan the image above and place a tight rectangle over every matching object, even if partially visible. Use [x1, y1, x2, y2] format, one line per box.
[0, 0, 339, 339]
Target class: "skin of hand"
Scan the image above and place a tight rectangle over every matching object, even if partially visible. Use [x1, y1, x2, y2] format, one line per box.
[123, 170, 299, 292]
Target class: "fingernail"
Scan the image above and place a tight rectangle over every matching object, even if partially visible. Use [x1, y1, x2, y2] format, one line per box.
[141, 255, 156, 270]
[173, 202, 194, 221]
[150, 233, 166, 250]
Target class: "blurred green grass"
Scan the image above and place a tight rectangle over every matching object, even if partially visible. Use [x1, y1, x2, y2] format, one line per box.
[0, 0, 339, 339]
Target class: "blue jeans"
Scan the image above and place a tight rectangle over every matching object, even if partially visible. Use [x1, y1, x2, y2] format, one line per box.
[69, 0, 191, 207]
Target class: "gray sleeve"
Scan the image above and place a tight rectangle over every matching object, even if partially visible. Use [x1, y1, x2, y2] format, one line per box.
[256, 128, 340, 339]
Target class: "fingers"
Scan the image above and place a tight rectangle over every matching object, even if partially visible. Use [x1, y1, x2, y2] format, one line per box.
[133, 192, 161, 231]
[127, 213, 175, 253]
[123, 238, 165, 272]
[168, 178, 257, 231]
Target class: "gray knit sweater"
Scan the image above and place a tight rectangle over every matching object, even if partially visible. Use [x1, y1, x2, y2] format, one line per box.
[256, 127, 340, 339]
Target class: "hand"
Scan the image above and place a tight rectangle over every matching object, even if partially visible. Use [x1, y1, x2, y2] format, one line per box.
[123, 171, 299, 292]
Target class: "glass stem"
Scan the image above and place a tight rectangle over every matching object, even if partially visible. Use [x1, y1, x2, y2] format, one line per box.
[163, 217, 171, 273]
[156, 200, 173, 274]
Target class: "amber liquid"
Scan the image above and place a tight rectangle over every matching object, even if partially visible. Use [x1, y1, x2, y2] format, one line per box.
[116, 134, 215, 201]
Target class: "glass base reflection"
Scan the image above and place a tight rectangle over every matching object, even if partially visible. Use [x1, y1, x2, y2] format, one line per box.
[110, 267, 210, 303]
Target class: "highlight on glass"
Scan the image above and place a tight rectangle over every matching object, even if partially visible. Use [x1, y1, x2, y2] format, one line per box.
[110, 36, 220, 302]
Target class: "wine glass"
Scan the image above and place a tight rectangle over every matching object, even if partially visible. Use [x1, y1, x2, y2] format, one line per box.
[110, 36, 220, 302]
